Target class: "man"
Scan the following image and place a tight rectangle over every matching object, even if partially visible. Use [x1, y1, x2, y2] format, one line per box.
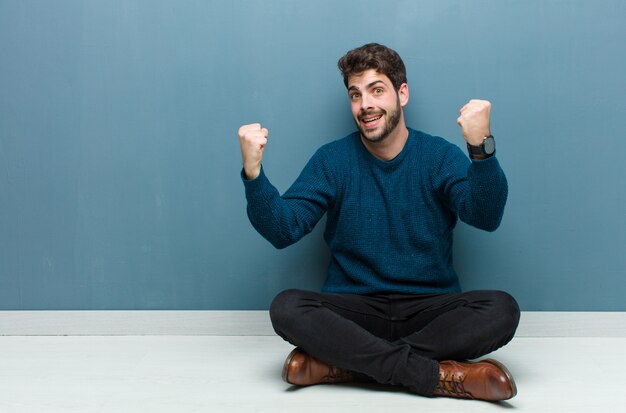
[238, 43, 520, 401]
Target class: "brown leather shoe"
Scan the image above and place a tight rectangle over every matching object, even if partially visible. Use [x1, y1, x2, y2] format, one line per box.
[433, 359, 517, 401]
[282, 347, 354, 386]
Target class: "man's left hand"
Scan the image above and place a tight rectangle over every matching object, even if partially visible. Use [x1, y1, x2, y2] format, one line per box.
[457, 99, 491, 146]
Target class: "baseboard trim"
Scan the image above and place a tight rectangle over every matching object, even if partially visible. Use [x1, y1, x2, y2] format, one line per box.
[0, 311, 271, 336]
[1, 311, 625, 337]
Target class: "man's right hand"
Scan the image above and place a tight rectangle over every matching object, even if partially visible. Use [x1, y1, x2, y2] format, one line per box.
[238, 123, 268, 180]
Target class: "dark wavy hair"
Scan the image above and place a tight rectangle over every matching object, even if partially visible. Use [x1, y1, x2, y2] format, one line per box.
[337, 43, 407, 91]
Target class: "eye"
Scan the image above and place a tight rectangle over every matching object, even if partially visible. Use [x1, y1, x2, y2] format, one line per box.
[350, 93, 361, 100]
[374, 88, 383, 95]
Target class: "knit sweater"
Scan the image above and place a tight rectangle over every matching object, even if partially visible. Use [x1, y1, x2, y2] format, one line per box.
[242, 128, 508, 295]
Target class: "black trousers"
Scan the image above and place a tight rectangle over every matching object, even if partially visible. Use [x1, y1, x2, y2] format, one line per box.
[270, 289, 520, 396]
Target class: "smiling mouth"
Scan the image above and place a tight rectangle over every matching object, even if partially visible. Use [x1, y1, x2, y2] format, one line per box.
[361, 114, 382, 124]
[360, 113, 384, 131]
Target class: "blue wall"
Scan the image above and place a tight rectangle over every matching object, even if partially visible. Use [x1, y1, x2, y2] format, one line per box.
[1, 0, 625, 310]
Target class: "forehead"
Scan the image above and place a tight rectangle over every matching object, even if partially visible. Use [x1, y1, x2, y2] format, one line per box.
[347, 69, 393, 89]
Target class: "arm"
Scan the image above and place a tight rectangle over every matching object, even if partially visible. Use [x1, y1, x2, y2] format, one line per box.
[436, 150, 508, 231]
[435, 100, 508, 231]
[238, 123, 335, 248]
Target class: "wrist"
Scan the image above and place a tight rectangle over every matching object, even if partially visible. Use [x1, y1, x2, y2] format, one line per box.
[467, 135, 496, 160]
[243, 163, 261, 180]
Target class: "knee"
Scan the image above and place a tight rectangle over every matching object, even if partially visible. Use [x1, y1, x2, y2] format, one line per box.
[489, 291, 521, 336]
[269, 289, 304, 333]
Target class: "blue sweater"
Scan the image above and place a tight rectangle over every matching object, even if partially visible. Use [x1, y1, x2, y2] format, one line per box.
[242, 128, 508, 295]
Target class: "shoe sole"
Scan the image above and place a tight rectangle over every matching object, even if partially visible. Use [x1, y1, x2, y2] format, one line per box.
[282, 347, 301, 384]
[482, 358, 518, 400]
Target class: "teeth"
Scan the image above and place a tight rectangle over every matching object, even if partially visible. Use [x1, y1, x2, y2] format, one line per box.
[363, 115, 382, 123]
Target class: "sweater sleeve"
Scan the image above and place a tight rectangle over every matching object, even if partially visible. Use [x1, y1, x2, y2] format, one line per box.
[433, 145, 508, 232]
[242, 148, 336, 249]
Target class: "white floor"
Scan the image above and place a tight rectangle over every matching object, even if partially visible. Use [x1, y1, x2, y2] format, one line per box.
[0, 335, 624, 413]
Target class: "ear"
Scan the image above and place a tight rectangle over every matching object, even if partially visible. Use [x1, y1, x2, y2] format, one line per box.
[398, 83, 409, 107]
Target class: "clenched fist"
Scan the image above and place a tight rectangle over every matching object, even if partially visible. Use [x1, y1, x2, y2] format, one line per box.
[238, 123, 268, 180]
[457, 99, 491, 146]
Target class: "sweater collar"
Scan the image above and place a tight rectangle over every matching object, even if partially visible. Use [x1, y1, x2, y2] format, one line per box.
[355, 127, 415, 168]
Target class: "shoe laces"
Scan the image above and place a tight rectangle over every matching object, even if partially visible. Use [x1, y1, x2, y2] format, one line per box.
[323, 366, 353, 383]
[437, 371, 473, 399]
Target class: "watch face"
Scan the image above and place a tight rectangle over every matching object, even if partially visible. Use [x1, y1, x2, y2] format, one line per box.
[483, 136, 495, 154]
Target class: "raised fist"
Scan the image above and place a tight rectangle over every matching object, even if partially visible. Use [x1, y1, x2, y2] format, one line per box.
[238, 123, 268, 180]
[457, 99, 491, 146]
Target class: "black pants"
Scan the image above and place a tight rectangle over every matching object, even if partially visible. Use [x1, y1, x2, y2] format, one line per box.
[270, 289, 520, 396]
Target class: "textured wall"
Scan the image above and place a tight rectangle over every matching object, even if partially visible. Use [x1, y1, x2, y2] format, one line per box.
[1, 1, 624, 310]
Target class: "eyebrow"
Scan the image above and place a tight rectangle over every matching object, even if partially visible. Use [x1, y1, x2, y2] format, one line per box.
[348, 80, 387, 92]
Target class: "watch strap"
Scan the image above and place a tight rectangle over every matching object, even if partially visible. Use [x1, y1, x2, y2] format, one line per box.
[467, 135, 495, 160]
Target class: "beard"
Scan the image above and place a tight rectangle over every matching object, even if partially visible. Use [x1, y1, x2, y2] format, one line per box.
[356, 96, 402, 144]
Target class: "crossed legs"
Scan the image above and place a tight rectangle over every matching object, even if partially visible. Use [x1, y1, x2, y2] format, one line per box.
[269, 289, 520, 396]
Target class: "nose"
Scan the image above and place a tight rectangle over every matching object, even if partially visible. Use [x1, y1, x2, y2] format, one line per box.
[360, 92, 373, 112]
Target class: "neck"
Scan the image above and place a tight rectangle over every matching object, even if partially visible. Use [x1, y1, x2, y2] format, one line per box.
[360, 121, 409, 161]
